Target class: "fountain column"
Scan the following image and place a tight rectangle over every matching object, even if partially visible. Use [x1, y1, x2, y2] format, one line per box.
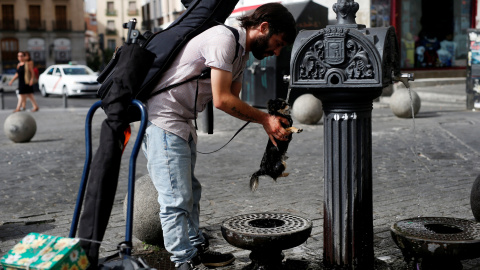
[288, 0, 413, 268]
[322, 102, 374, 268]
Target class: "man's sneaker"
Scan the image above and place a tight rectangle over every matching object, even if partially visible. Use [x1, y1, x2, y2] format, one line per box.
[198, 247, 235, 267]
[175, 255, 208, 270]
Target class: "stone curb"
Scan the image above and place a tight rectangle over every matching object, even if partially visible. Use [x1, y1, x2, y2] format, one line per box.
[394, 77, 465, 89]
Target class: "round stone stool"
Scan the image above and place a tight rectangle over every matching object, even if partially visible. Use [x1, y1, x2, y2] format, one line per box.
[123, 175, 163, 246]
[292, 94, 323, 125]
[4, 112, 37, 143]
[389, 88, 421, 118]
[221, 213, 312, 270]
[470, 175, 480, 221]
[391, 217, 480, 270]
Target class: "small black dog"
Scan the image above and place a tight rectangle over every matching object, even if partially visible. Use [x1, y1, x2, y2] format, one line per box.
[250, 98, 303, 191]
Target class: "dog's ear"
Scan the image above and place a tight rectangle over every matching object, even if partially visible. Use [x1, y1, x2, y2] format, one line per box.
[267, 99, 278, 114]
[267, 99, 274, 107]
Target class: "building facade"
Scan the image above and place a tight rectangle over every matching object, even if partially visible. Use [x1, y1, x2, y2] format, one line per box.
[85, 12, 99, 58]
[145, 0, 478, 78]
[0, 0, 86, 74]
[140, 0, 185, 32]
[96, 0, 144, 51]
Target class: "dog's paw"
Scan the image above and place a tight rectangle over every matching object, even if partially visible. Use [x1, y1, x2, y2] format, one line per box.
[286, 127, 303, 133]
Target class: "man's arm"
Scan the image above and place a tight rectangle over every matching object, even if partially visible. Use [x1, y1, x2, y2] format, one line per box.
[210, 67, 290, 144]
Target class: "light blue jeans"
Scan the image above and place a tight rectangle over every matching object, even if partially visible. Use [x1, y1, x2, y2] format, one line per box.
[142, 122, 205, 264]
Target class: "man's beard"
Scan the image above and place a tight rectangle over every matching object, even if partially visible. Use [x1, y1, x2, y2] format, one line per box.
[250, 32, 273, 60]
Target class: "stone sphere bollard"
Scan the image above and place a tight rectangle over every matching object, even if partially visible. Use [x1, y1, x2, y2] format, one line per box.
[292, 94, 323, 125]
[470, 175, 480, 222]
[123, 174, 164, 246]
[390, 89, 421, 118]
[4, 112, 37, 143]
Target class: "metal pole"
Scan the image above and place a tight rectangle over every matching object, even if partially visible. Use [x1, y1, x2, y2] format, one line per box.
[63, 92, 68, 108]
[322, 101, 374, 269]
[201, 100, 214, 134]
[0, 88, 4, 110]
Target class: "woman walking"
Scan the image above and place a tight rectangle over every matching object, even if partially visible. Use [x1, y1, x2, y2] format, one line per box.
[8, 51, 40, 112]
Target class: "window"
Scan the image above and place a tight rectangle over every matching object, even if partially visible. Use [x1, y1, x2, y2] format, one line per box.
[107, 39, 116, 50]
[90, 14, 97, 25]
[1, 38, 19, 74]
[142, 3, 151, 30]
[63, 67, 89, 75]
[28, 5, 42, 30]
[47, 67, 54, 75]
[128, 1, 138, 16]
[107, 2, 116, 16]
[55, 5, 67, 30]
[107, 20, 115, 31]
[106, 20, 116, 35]
[1, 5, 15, 30]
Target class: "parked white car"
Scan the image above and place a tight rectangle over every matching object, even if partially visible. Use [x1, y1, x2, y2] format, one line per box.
[39, 64, 100, 97]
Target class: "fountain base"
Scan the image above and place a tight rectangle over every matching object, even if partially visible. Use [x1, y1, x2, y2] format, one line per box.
[221, 213, 312, 270]
[391, 217, 480, 270]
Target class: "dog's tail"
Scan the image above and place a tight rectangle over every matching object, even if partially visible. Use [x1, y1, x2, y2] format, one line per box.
[250, 171, 262, 192]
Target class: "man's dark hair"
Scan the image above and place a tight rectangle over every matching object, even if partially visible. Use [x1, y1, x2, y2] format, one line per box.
[238, 3, 297, 44]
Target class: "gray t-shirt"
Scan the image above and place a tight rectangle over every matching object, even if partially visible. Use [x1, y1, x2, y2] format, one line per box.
[147, 25, 249, 143]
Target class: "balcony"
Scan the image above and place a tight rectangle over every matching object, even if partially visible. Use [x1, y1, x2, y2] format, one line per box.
[106, 9, 117, 16]
[128, 9, 139, 16]
[52, 20, 72, 31]
[26, 19, 46, 31]
[0, 20, 18, 31]
[106, 28, 117, 35]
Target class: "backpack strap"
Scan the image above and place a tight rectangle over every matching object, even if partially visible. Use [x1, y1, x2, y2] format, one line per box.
[222, 25, 240, 64]
[149, 25, 240, 99]
[149, 67, 211, 98]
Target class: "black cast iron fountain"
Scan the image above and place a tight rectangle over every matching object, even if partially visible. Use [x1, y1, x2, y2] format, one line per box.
[222, 0, 416, 269]
[287, 0, 413, 269]
[221, 213, 312, 270]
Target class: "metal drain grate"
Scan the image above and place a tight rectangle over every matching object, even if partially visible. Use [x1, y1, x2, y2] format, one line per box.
[222, 213, 311, 235]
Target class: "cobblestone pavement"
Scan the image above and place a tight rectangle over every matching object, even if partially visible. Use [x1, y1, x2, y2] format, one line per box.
[1, 82, 479, 269]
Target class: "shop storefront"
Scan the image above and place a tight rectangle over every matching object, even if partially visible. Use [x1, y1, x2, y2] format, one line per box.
[28, 38, 46, 73]
[371, 0, 477, 72]
[53, 38, 72, 64]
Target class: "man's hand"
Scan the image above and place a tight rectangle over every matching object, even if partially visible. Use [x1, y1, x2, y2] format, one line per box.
[262, 114, 291, 147]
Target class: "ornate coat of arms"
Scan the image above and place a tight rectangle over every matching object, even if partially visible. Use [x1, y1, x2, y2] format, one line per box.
[298, 27, 375, 82]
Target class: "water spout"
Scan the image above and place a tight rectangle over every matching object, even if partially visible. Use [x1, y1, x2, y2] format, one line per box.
[392, 72, 415, 88]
